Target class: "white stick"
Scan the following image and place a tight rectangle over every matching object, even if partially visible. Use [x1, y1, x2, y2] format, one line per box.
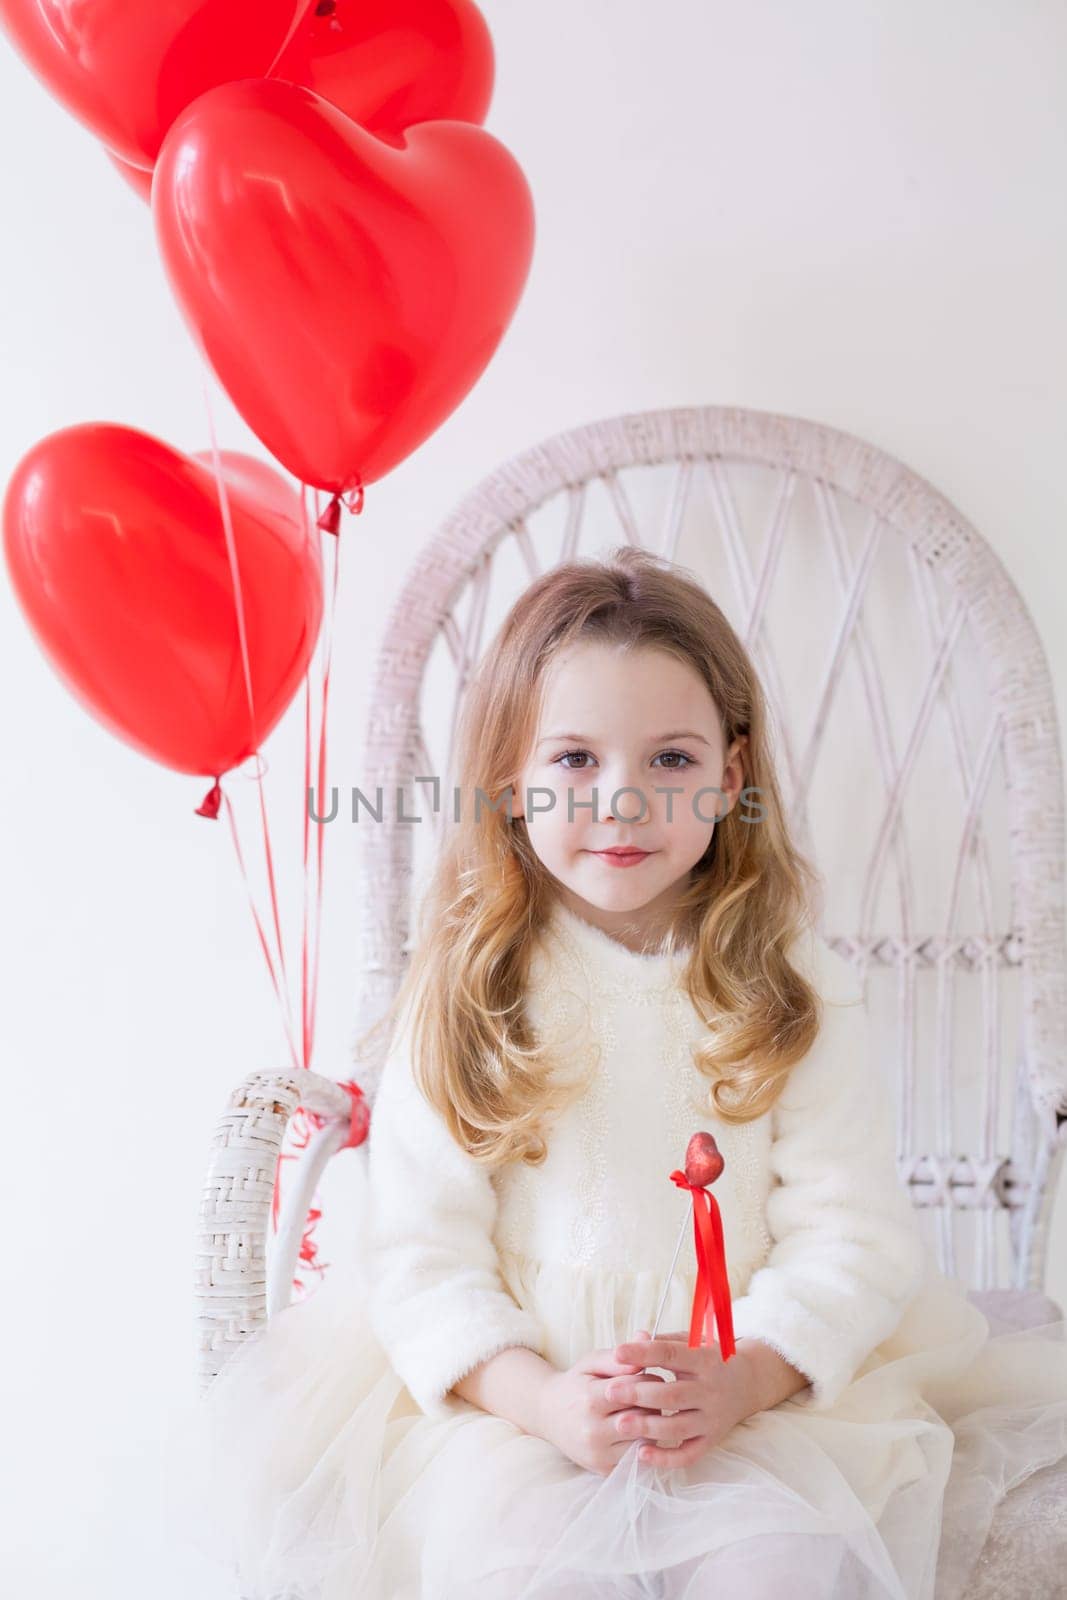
[649, 1207, 689, 1338]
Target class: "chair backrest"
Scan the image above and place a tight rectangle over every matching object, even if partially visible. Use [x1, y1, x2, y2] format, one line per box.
[351, 403, 1067, 1296]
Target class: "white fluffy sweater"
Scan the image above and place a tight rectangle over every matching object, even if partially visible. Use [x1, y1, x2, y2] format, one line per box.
[364, 901, 927, 1421]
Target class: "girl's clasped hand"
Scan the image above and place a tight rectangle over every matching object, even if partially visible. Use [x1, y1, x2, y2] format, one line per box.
[536, 1327, 759, 1477]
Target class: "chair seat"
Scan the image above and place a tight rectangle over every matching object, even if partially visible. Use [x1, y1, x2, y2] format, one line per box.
[958, 1288, 1066, 1599]
[971, 1458, 1067, 1599]
[967, 1287, 1064, 1337]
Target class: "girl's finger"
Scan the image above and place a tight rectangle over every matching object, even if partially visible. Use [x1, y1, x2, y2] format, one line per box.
[617, 1336, 717, 1373]
[599, 1373, 668, 1416]
[620, 1403, 702, 1442]
[638, 1433, 707, 1469]
[580, 1348, 651, 1377]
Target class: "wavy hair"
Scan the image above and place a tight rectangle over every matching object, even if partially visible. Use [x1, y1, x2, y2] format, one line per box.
[354, 545, 825, 1168]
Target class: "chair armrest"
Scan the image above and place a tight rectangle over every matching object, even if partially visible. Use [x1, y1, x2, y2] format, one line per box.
[195, 1067, 353, 1393]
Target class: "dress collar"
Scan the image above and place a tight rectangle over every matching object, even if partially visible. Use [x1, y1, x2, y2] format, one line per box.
[540, 898, 693, 993]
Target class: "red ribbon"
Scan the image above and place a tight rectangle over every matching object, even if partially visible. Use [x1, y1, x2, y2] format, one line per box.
[337, 1079, 370, 1149]
[267, 1084, 369, 1286]
[189, 424, 363, 1295]
[668, 1170, 736, 1359]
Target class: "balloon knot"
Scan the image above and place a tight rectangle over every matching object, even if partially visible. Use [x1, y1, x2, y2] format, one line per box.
[316, 478, 364, 535]
[316, 495, 342, 537]
[195, 779, 223, 819]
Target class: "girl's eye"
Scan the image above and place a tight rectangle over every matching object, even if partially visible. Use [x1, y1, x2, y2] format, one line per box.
[553, 749, 695, 771]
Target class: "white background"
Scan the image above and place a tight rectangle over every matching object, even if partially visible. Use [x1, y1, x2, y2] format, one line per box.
[1, 2, 1064, 1593]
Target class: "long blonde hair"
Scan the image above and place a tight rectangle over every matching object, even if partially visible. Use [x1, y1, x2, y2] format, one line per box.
[354, 545, 824, 1168]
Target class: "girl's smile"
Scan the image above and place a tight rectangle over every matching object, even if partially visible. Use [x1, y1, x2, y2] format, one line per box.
[588, 847, 653, 867]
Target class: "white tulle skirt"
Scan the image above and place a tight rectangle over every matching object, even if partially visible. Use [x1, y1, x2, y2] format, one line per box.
[162, 1254, 1067, 1600]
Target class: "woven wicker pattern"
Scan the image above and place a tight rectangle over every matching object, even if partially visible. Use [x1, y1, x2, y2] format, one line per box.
[197, 404, 1067, 1391]
[196, 1069, 351, 1387]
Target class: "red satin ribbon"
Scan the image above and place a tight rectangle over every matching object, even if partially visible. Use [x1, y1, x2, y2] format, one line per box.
[338, 1079, 370, 1149]
[193, 391, 364, 1295]
[668, 1170, 736, 1360]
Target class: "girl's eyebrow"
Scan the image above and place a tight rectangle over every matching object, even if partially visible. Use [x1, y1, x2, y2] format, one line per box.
[538, 730, 711, 747]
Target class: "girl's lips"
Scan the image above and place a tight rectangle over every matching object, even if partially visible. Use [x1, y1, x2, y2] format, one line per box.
[591, 849, 651, 868]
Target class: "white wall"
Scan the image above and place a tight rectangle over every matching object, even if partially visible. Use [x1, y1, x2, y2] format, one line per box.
[1, 2, 1064, 1593]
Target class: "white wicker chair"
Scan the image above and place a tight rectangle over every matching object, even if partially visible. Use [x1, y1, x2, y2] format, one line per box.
[197, 404, 1067, 1596]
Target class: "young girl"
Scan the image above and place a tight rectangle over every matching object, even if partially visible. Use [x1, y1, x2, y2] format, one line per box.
[175, 546, 1067, 1600]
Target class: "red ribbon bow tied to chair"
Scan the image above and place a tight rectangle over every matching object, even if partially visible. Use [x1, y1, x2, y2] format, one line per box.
[668, 1130, 736, 1359]
[270, 1080, 370, 1285]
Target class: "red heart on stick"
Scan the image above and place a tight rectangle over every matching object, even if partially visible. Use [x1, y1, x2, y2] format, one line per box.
[684, 1131, 724, 1189]
[152, 78, 535, 494]
[2, 424, 322, 777]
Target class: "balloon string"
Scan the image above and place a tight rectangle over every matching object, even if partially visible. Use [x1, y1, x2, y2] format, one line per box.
[307, 486, 348, 1066]
[289, 485, 326, 1290]
[301, 492, 314, 1074]
[200, 378, 300, 1064]
[202, 383, 260, 743]
[295, 480, 337, 1068]
[287, 484, 356, 1295]
[262, 1, 313, 79]
[219, 785, 301, 1074]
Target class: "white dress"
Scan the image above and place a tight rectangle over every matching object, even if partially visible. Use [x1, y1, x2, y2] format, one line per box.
[165, 901, 1067, 1599]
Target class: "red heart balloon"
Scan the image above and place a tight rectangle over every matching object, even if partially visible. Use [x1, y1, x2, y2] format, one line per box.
[152, 78, 534, 494]
[684, 1132, 725, 1189]
[2, 425, 322, 777]
[104, 0, 493, 203]
[274, 0, 494, 142]
[0, 0, 309, 169]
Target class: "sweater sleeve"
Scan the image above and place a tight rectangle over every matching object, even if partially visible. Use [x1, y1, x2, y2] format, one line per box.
[363, 1011, 548, 1419]
[729, 936, 927, 1411]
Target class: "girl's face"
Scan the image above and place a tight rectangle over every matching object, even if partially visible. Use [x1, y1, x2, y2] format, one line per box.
[510, 641, 747, 944]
